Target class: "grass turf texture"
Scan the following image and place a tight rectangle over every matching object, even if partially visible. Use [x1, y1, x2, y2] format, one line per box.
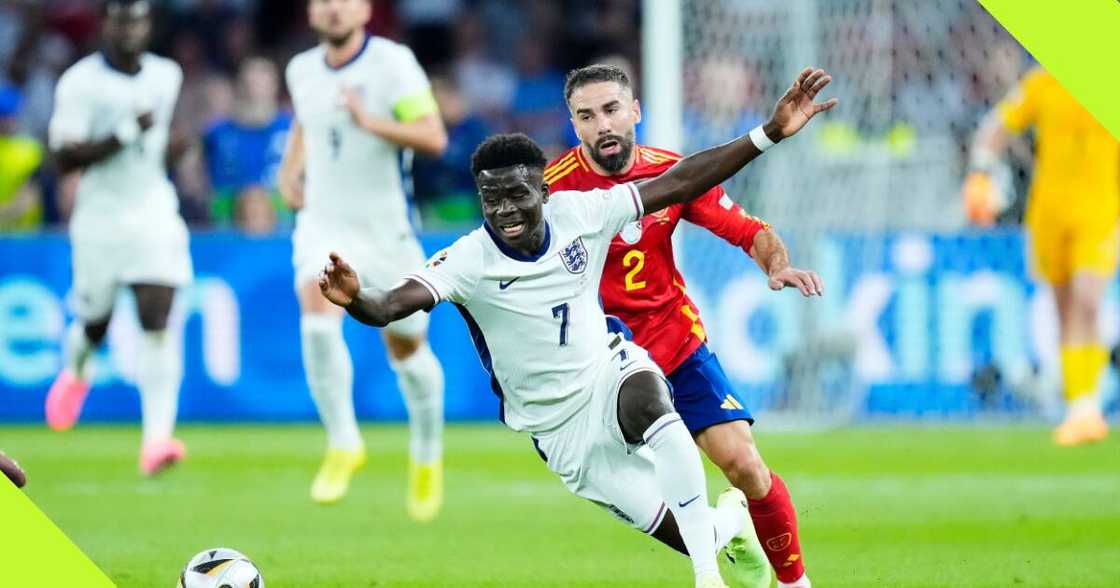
[2, 424, 1117, 587]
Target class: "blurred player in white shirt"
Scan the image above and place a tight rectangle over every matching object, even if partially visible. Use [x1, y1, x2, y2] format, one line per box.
[278, 0, 449, 515]
[45, 0, 191, 476]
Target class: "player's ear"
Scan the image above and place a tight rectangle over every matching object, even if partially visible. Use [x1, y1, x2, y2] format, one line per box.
[632, 98, 642, 124]
[541, 181, 550, 202]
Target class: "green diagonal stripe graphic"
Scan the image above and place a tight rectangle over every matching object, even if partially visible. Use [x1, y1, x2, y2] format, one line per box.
[979, 0, 1120, 140]
[0, 480, 115, 586]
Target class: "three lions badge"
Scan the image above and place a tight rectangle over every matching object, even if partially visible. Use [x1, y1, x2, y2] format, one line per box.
[559, 238, 589, 274]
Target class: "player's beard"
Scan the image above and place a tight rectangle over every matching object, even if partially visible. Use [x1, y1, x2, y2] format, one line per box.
[587, 131, 635, 174]
[323, 27, 362, 48]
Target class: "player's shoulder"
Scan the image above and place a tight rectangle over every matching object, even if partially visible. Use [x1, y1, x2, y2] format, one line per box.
[635, 144, 682, 170]
[366, 35, 416, 60]
[425, 229, 488, 272]
[444, 228, 489, 258]
[544, 147, 587, 188]
[141, 53, 183, 83]
[286, 45, 326, 79]
[57, 53, 103, 86]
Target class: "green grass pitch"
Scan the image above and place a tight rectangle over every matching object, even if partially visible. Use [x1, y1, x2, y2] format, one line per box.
[3, 424, 1118, 587]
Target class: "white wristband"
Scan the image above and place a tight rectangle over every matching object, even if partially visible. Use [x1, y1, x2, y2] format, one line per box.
[114, 117, 141, 146]
[749, 125, 776, 152]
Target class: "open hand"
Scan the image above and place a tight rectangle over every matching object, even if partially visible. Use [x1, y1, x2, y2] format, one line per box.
[768, 67, 838, 140]
[318, 252, 361, 307]
[768, 266, 824, 297]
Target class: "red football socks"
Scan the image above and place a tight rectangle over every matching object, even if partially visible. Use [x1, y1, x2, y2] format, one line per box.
[747, 471, 805, 583]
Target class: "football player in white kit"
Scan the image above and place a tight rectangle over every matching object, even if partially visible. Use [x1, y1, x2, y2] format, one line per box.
[44, 0, 192, 476]
[277, 0, 449, 514]
[319, 68, 837, 588]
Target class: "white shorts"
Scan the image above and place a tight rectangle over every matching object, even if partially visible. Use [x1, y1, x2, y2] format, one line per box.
[530, 337, 671, 534]
[70, 216, 192, 322]
[292, 217, 429, 338]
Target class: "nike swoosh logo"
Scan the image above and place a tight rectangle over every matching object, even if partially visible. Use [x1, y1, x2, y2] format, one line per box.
[499, 277, 520, 290]
[678, 494, 701, 508]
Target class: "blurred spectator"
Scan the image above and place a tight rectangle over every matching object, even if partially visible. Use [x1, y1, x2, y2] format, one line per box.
[171, 30, 233, 135]
[682, 55, 766, 152]
[202, 56, 291, 229]
[450, 14, 515, 124]
[0, 85, 44, 232]
[400, 0, 462, 66]
[233, 184, 278, 235]
[509, 37, 568, 158]
[412, 74, 489, 226]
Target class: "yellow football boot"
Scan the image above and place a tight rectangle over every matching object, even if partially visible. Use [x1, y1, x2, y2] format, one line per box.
[310, 448, 367, 505]
[406, 459, 443, 522]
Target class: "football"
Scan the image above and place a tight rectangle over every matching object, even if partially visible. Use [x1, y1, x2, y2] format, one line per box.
[177, 548, 263, 588]
[0, 450, 26, 488]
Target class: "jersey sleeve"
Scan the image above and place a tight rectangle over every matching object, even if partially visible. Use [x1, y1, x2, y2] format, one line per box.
[682, 186, 770, 255]
[558, 182, 644, 239]
[387, 45, 438, 123]
[283, 56, 304, 121]
[406, 236, 482, 305]
[996, 68, 1044, 134]
[48, 69, 93, 150]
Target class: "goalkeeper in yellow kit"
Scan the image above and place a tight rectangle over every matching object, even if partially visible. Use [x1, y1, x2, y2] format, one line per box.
[964, 67, 1118, 446]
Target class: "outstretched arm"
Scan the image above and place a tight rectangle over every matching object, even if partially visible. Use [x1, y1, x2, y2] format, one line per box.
[319, 252, 435, 326]
[636, 67, 837, 214]
[750, 229, 823, 297]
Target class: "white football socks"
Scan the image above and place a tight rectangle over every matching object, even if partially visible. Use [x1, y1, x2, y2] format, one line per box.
[65, 322, 96, 379]
[390, 342, 444, 464]
[643, 412, 719, 579]
[713, 496, 747, 551]
[136, 329, 181, 444]
[300, 314, 363, 451]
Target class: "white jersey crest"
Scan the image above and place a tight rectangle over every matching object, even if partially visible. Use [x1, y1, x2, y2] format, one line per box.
[410, 182, 644, 432]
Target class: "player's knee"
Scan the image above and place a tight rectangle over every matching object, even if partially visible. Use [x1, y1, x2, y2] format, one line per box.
[132, 285, 174, 332]
[617, 372, 675, 444]
[84, 320, 110, 346]
[384, 333, 423, 361]
[723, 450, 770, 497]
[136, 304, 171, 331]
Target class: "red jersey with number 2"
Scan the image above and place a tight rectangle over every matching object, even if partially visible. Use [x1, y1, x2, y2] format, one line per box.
[546, 145, 770, 374]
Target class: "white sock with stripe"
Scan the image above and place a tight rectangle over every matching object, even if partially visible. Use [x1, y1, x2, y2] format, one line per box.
[644, 412, 719, 579]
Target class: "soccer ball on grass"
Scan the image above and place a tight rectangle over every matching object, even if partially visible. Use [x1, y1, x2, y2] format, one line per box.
[177, 548, 263, 588]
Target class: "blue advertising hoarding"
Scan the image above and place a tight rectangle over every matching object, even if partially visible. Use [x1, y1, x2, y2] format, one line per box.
[0, 230, 1116, 423]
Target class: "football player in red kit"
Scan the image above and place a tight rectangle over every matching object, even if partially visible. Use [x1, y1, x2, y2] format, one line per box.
[547, 64, 822, 588]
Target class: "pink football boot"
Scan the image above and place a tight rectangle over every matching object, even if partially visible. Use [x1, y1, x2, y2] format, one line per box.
[45, 369, 91, 431]
[139, 438, 186, 476]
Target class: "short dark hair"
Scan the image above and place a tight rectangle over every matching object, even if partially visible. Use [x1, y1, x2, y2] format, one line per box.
[471, 133, 546, 177]
[564, 64, 632, 103]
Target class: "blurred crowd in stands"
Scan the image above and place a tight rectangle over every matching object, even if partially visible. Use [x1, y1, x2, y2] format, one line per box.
[0, 0, 640, 233]
[0, 0, 1025, 235]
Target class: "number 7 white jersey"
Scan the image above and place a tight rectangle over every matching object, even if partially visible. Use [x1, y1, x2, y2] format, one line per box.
[409, 182, 645, 433]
